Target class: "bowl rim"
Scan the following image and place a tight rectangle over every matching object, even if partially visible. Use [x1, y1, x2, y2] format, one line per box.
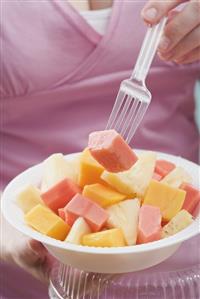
[1, 150, 200, 255]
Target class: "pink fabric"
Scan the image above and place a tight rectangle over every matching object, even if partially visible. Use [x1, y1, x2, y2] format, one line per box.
[1, 1, 199, 298]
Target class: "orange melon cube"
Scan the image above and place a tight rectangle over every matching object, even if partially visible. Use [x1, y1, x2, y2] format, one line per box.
[78, 148, 105, 188]
[88, 130, 138, 173]
[82, 228, 126, 247]
[25, 204, 70, 241]
[83, 183, 126, 207]
[144, 180, 186, 222]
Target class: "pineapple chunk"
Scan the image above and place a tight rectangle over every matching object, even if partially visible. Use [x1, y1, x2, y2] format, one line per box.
[65, 217, 91, 245]
[161, 167, 192, 188]
[17, 185, 43, 213]
[101, 152, 156, 198]
[162, 210, 193, 238]
[41, 153, 80, 191]
[82, 228, 126, 247]
[107, 199, 140, 245]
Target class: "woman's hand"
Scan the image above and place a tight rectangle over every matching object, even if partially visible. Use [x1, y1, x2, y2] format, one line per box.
[1, 210, 55, 283]
[141, 0, 200, 64]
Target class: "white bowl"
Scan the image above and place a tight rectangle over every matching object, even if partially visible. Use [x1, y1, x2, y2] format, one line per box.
[1, 151, 200, 274]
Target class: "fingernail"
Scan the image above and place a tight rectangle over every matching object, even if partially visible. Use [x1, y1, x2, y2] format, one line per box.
[174, 58, 184, 64]
[157, 51, 171, 61]
[159, 36, 171, 51]
[142, 7, 158, 21]
[157, 51, 165, 60]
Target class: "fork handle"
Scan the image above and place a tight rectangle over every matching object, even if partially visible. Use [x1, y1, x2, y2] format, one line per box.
[131, 17, 167, 82]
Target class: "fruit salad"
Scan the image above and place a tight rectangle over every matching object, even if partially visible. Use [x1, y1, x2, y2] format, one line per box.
[17, 130, 200, 247]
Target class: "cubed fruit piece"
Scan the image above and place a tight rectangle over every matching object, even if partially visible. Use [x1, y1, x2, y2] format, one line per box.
[65, 194, 109, 232]
[41, 178, 81, 213]
[88, 130, 138, 172]
[65, 217, 91, 245]
[82, 228, 126, 247]
[16, 185, 43, 213]
[25, 204, 70, 241]
[58, 208, 65, 221]
[180, 183, 200, 214]
[161, 167, 192, 188]
[65, 212, 78, 227]
[162, 210, 193, 238]
[107, 199, 140, 245]
[83, 183, 126, 208]
[137, 205, 162, 244]
[41, 153, 80, 192]
[78, 148, 105, 188]
[144, 180, 186, 222]
[101, 152, 156, 198]
[152, 172, 162, 181]
[85, 203, 109, 232]
[155, 160, 175, 179]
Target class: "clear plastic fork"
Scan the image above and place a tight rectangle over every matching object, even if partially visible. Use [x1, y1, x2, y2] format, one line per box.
[106, 17, 167, 144]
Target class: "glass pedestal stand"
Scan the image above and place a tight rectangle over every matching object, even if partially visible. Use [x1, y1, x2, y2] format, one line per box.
[49, 262, 200, 299]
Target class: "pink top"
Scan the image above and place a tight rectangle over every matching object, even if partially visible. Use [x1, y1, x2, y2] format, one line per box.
[0, 1, 199, 298]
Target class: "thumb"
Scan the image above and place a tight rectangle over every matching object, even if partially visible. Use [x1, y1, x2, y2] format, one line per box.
[13, 238, 47, 267]
[141, 0, 187, 24]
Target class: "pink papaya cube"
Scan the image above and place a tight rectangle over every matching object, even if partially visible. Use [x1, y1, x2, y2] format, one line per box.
[58, 208, 65, 221]
[155, 160, 175, 179]
[152, 172, 162, 181]
[41, 178, 81, 213]
[137, 205, 162, 244]
[64, 212, 77, 227]
[84, 204, 109, 232]
[64, 194, 108, 232]
[180, 183, 200, 214]
[88, 130, 138, 173]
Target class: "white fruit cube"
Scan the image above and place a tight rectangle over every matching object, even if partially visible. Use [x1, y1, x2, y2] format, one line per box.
[106, 199, 140, 245]
[161, 167, 192, 188]
[102, 152, 156, 198]
[65, 217, 91, 245]
[162, 210, 193, 238]
[17, 185, 43, 213]
[41, 153, 80, 191]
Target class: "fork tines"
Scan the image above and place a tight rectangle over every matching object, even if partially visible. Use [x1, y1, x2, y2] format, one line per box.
[106, 90, 149, 144]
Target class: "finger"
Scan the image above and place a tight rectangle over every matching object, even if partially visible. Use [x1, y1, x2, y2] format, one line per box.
[158, 1, 200, 53]
[175, 46, 200, 64]
[15, 239, 46, 267]
[168, 10, 179, 21]
[141, 0, 186, 24]
[29, 239, 47, 257]
[158, 26, 200, 61]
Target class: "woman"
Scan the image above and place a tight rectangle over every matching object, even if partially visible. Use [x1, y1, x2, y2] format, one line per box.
[1, 0, 199, 298]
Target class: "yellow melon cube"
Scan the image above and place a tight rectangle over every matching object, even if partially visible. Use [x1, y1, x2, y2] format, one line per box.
[144, 180, 186, 222]
[17, 185, 43, 213]
[25, 204, 70, 241]
[83, 183, 126, 207]
[78, 148, 105, 188]
[82, 228, 126, 247]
